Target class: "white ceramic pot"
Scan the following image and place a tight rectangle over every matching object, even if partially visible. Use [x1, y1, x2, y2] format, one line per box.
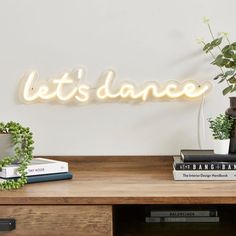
[0, 133, 14, 159]
[212, 139, 230, 154]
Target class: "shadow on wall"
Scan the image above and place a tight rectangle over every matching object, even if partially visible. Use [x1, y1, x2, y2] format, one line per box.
[168, 49, 214, 82]
[127, 101, 199, 154]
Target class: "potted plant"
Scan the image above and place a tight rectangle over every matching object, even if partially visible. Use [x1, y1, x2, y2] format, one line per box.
[208, 114, 234, 154]
[0, 121, 34, 189]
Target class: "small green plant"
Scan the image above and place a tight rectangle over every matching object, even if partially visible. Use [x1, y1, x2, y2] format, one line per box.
[0, 121, 34, 190]
[208, 114, 235, 140]
[199, 17, 236, 95]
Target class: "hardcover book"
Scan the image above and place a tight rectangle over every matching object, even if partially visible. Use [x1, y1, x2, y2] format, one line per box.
[150, 210, 218, 217]
[0, 158, 68, 178]
[180, 150, 236, 162]
[145, 216, 220, 223]
[26, 172, 73, 183]
[173, 169, 236, 181]
[174, 156, 236, 171]
[0, 172, 73, 184]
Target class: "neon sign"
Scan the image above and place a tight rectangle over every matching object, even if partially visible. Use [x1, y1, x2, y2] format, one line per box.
[19, 67, 211, 104]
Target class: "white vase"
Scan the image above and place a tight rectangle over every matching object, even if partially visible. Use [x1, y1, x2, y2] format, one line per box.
[0, 133, 14, 159]
[212, 139, 230, 154]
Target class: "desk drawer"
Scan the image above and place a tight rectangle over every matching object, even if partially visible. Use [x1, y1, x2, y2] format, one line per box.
[0, 205, 112, 236]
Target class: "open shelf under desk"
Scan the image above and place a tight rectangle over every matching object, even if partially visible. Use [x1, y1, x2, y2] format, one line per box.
[114, 204, 236, 236]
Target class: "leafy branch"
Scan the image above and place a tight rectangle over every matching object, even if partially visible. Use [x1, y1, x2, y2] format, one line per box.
[199, 18, 236, 95]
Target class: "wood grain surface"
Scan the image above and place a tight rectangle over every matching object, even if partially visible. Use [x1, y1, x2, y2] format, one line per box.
[0, 205, 112, 236]
[0, 156, 235, 204]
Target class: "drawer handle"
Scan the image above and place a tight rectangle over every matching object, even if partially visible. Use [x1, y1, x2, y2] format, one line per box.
[0, 219, 16, 231]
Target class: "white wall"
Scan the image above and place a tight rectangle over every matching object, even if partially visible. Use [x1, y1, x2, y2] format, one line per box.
[0, 0, 235, 155]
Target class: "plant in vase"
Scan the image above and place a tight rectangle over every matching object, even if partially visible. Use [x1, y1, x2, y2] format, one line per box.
[0, 121, 34, 189]
[208, 114, 234, 154]
[199, 17, 236, 153]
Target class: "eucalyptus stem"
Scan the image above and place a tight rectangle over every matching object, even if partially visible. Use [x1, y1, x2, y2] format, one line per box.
[200, 18, 236, 94]
[207, 23, 215, 41]
[226, 36, 231, 45]
[201, 40, 230, 86]
[207, 23, 224, 53]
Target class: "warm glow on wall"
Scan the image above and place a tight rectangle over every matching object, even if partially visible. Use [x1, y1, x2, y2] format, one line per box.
[19, 67, 211, 104]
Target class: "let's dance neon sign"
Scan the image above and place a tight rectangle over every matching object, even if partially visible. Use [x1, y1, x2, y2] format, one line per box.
[19, 66, 211, 104]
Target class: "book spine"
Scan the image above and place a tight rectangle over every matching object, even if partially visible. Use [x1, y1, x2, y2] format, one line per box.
[0, 172, 73, 184]
[175, 162, 236, 171]
[150, 210, 218, 217]
[145, 217, 220, 223]
[1, 162, 68, 178]
[173, 170, 236, 181]
[182, 156, 236, 162]
[26, 172, 73, 184]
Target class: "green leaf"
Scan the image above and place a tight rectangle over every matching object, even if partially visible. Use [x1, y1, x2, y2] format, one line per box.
[213, 73, 223, 80]
[231, 42, 236, 50]
[226, 61, 236, 69]
[231, 85, 236, 93]
[221, 59, 234, 68]
[222, 45, 233, 53]
[223, 50, 235, 58]
[223, 59, 230, 66]
[211, 55, 229, 67]
[223, 85, 233, 95]
[231, 84, 236, 93]
[212, 54, 223, 63]
[228, 76, 236, 84]
[224, 70, 235, 77]
[203, 43, 211, 52]
[218, 78, 226, 83]
[211, 37, 223, 47]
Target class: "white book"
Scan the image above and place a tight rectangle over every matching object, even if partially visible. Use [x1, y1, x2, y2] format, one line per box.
[145, 216, 220, 223]
[173, 169, 236, 181]
[0, 158, 68, 178]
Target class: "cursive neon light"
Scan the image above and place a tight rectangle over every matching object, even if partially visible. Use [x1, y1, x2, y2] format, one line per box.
[19, 67, 211, 104]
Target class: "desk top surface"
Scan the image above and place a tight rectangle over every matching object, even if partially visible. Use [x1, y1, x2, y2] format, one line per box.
[0, 156, 236, 205]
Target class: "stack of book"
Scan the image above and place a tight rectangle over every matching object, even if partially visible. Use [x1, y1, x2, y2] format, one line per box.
[173, 149, 236, 181]
[145, 208, 219, 223]
[0, 157, 72, 184]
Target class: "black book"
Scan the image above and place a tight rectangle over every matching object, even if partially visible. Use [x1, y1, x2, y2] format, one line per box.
[180, 149, 236, 162]
[174, 156, 236, 171]
[145, 216, 220, 223]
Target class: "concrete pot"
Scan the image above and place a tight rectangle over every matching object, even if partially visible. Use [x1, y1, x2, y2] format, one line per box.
[212, 139, 230, 154]
[0, 133, 14, 159]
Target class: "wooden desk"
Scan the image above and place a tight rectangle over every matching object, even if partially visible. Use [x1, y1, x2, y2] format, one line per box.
[0, 156, 236, 236]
